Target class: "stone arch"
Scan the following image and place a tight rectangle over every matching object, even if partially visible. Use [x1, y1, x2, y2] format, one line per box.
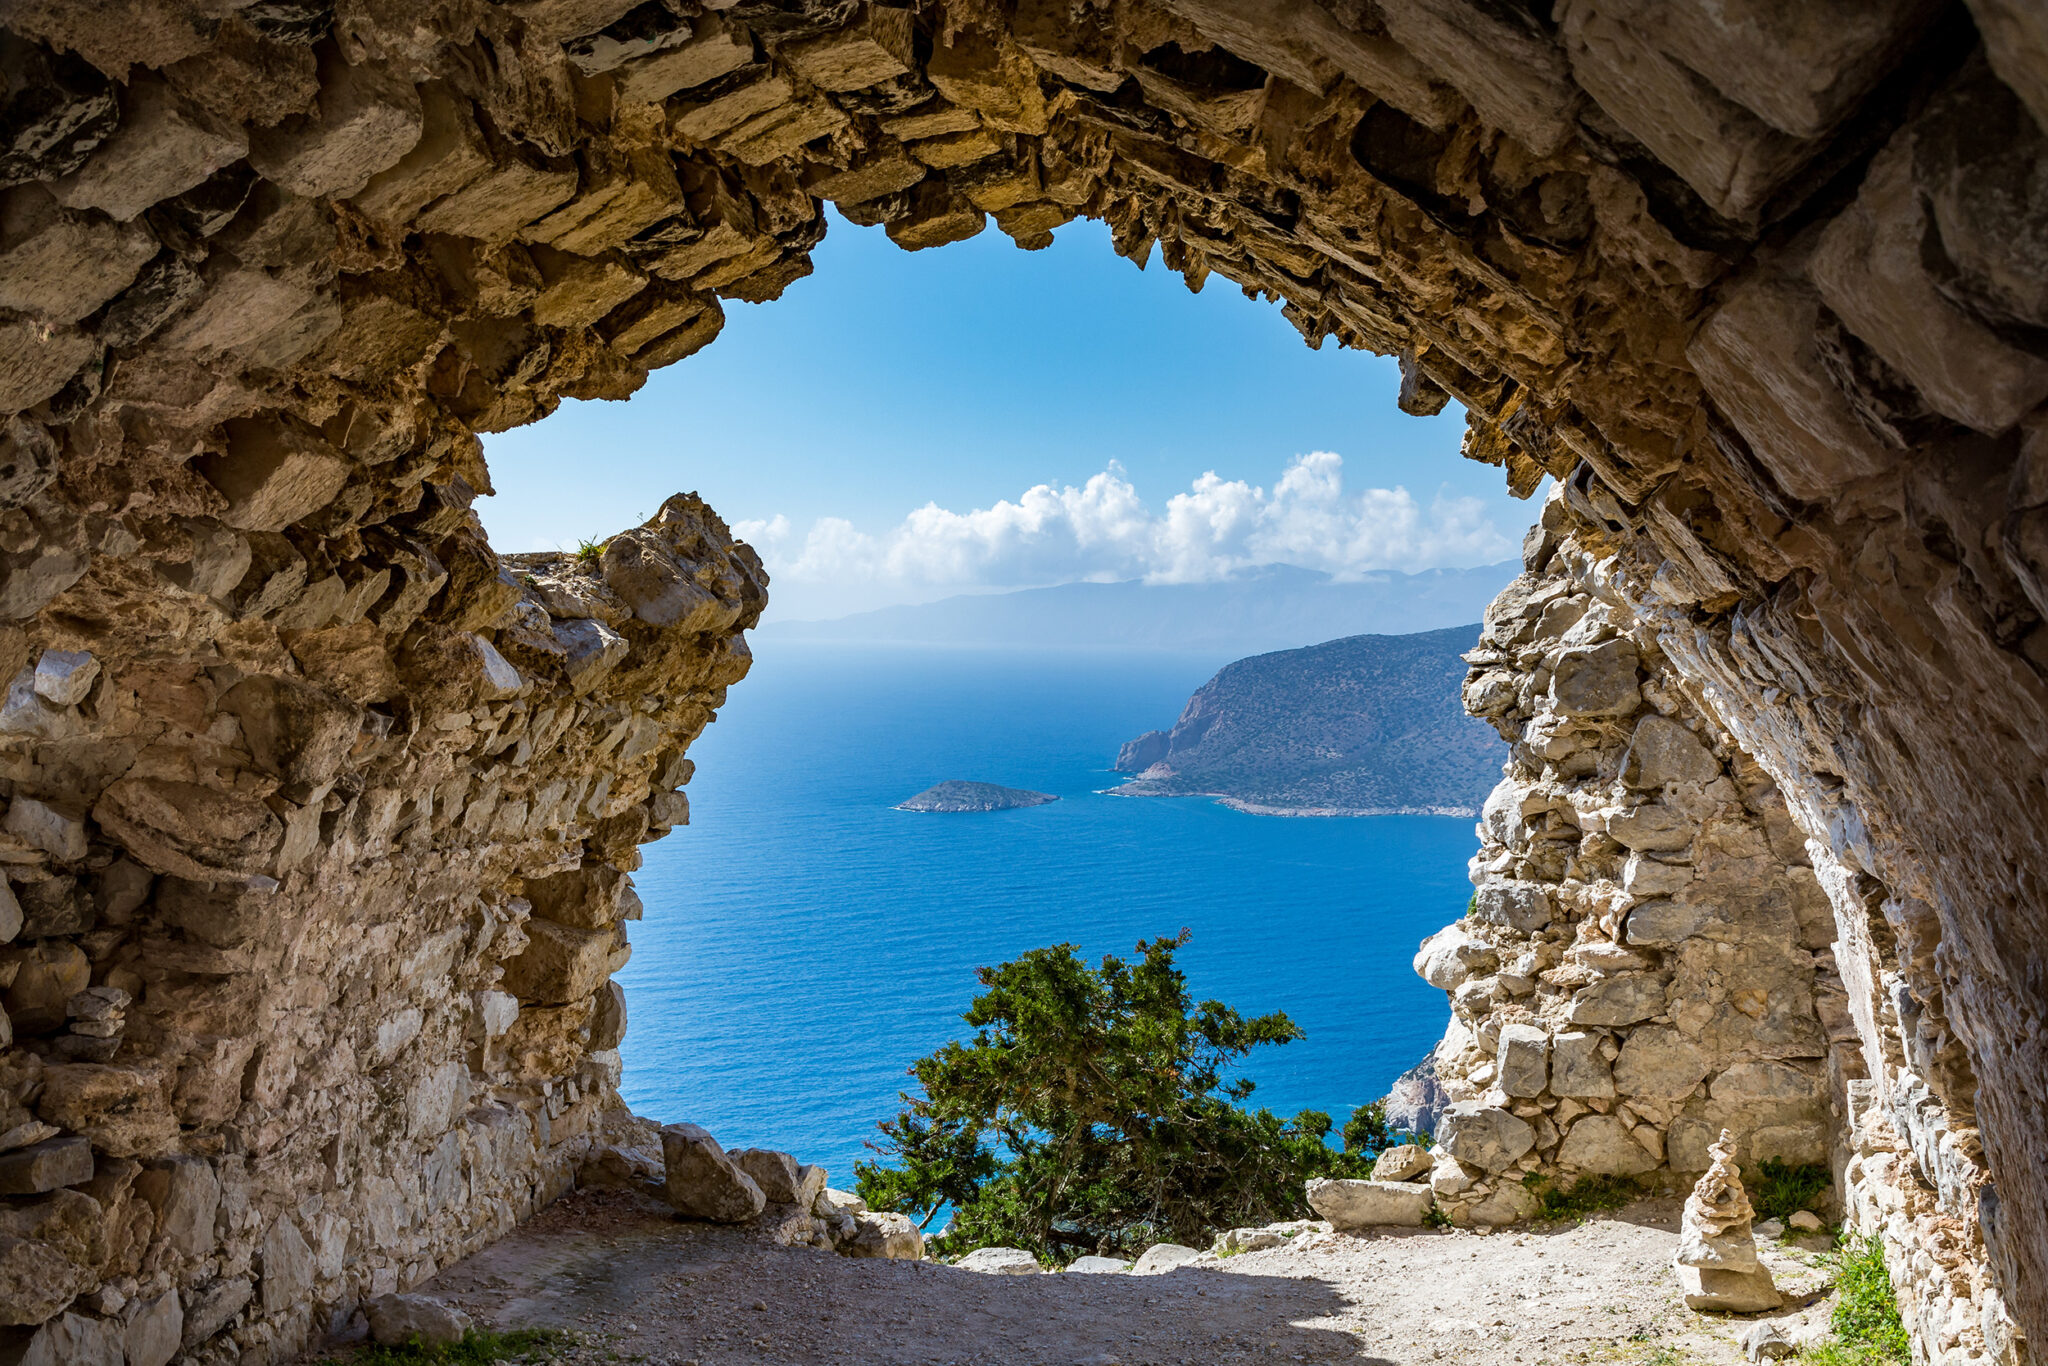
[0, 2, 2043, 1363]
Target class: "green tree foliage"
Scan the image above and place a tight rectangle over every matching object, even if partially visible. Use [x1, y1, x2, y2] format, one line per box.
[855, 932, 1405, 1262]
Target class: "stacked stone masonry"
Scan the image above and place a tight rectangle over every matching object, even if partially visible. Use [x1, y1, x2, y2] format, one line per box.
[0, 1, 2042, 1364]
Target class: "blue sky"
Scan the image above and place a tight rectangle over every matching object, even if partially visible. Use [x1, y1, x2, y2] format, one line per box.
[478, 209, 1536, 619]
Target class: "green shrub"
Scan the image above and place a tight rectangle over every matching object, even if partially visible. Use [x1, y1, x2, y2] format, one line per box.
[1799, 1236, 1910, 1364]
[1750, 1159, 1831, 1222]
[327, 1329, 571, 1366]
[856, 931, 1377, 1263]
[1521, 1172, 1643, 1221]
[574, 537, 606, 567]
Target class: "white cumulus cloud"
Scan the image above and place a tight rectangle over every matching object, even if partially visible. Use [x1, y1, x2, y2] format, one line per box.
[732, 452, 1516, 604]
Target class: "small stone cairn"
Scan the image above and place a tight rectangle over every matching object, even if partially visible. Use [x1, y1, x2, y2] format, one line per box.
[1674, 1130, 1780, 1312]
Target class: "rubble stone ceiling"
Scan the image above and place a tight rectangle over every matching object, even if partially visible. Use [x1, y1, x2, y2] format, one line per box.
[2, 0, 2048, 1353]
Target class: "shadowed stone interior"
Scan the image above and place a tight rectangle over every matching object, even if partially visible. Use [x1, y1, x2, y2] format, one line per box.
[0, 2, 2044, 1363]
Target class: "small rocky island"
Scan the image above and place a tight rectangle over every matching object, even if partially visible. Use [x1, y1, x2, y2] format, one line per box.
[896, 781, 1060, 812]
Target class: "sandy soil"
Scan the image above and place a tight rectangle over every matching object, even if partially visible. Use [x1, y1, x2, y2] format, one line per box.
[362, 1190, 1837, 1366]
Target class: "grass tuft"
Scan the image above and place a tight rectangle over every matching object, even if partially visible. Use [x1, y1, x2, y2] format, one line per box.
[1749, 1159, 1831, 1222]
[1798, 1236, 1910, 1364]
[574, 538, 606, 567]
[326, 1328, 573, 1366]
[1522, 1172, 1643, 1222]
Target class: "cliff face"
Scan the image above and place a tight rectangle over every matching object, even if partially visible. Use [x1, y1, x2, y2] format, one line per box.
[0, 2, 2043, 1364]
[1109, 626, 1502, 815]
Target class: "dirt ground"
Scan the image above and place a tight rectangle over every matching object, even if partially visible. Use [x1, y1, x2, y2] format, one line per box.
[364, 1190, 1838, 1366]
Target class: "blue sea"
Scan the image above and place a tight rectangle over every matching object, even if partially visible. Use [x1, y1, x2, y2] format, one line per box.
[617, 641, 1474, 1186]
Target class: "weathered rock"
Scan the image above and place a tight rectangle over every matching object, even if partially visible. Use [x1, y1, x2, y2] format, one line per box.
[0, 1136, 92, 1195]
[1371, 1144, 1434, 1182]
[1130, 1243, 1202, 1274]
[1064, 1255, 1130, 1273]
[1496, 1023, 1551, 1098]
[956, 1246, 1042, 1274]
[659, 1124, 765, 1223]
[845, 1212, 923, 1260]
[1306, 1178, 1435, 1229]
[1438, 1103, 1535, 1173]
[366, 1294, 473, 1348]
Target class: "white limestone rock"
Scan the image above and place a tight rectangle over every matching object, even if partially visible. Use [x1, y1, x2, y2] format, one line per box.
[956, 1246, 1042, 1274]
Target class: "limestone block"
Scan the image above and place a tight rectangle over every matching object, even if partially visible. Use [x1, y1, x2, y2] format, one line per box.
[1065, 1256, 1130, 1273]
[50, 77, 246, 222]
[476, 990, 519, 1039]
[529, 249, 646, 331]
[1551, 1031, 1616, 1099]
[1376, 0, 1580, 156]
[730, 1148, 805, 1205]
[1306, 1177, 1435, 1228]
[367, 1294, 472, 1347]
[1813, 134, 2048, 435]
[123, 1291, 182, 1366]
[723, 102, 849, 167]
[13, 1312, 122, 1366]
[562, 4, 693, 73]
[1557, 1114, 1659, 1176]
[846, 1211, 924, 1260]
[1688, 270, 1896, 501]
[525, 864, 626, 930]
[553, 615, 630, 696]
[524, 146, 681, 257]
[0, 317, 95, 413]
[671, 75, 795, 144]
[1614, 1027, 1711, 1100]
[351, 83, 489, 223]
[784, 8, 916, 92]
[613, 21, 754, 105]
[1549, 639, 1640, 716]
[926, 27, 1048, 135]
[6, 797, 87, 863]
[1620, 715, 1718, 787]
[1677, 1264, 1783, 1312]
[1438, 1101, 1535, 1172]
[29, 651, 94, 709]
[415, 153, 580, 245]
[1624, 852, 1692, 899]
[908, 129, 1003, 169]
[660, 1123, 765, 1222]
[1606, 804, 1693, 853]
[1569, 973, 1667, 1027]
[809, 156, 926, 208]
[1372, 1144, 1433, 1182]
[1414, 925, 1496, 990]
[1473, 880, 1552, 934]
[1497, 1023, 1551, 1098]
[248, 52, 423, 199]
[601, 529, 741, 632]
[1130, 1243, 1202, 1274]
[256, 1215, 312, 1314]
[958, 1246, 1041, 1274]
[1428, 1155, 1476, 1198]
[0, 188, 156, 324]
[220, 674, 359, 787]
[91, 777, 284, 880]
[1968, 0, 2048, 132]
[499, 918, 614, 1004]
[1623, 898, 1708, 947]
[0, 1137, 94, 1195]
[0, 880, 20, 944]
[1559, 0, 1813, 221]
[35, 1066, 176, 1158]
[196, 417, 353, 534]
[179, 1278, 250, 1349]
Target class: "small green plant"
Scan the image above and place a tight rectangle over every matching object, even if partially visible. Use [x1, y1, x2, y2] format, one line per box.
[327, 1329, 572, 1366]
[1750, 1159, 1831, 1222]
[1522, 1172, 1643, 1221]
[1800, 1236, 1910, 1364]
[574, 537, 607, 567]
[1422, 1203, 1451, 1229]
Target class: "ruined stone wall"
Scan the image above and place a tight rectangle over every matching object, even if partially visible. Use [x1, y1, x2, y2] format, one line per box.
[1429, 492, 2024, 1360]
[0, 1, 2044, 1362]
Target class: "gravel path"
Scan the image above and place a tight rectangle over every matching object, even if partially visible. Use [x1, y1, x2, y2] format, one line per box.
[390, 1190, 1835, 1366]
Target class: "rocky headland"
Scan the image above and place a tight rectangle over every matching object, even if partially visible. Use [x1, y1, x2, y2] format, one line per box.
[1110, 626, 1502, 816]
[895, 781, 1059, 813]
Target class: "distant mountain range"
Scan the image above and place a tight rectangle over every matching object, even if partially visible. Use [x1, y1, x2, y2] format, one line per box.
[1109, 625, 1504, 816]
[761, 563, 1520, 655]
